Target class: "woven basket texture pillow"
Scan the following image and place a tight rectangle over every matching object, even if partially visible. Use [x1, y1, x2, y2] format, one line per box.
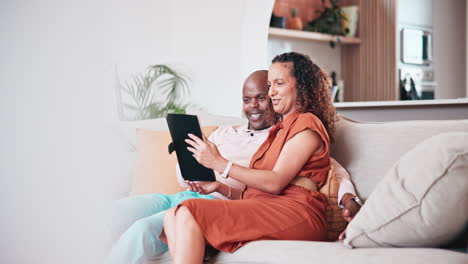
[320, 165, 349, 241]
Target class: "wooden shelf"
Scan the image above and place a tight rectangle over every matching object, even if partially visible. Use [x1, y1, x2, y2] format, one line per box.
[268, 27, 361, 45]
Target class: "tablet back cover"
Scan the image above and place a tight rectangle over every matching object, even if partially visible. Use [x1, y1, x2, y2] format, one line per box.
[166, 114, 215, 182]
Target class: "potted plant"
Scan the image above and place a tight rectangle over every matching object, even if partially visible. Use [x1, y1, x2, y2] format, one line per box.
[116, 64, 190, 120]
[304, 0, 349, 48]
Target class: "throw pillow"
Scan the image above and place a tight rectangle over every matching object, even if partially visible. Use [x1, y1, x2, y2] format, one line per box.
[344, 132, 468, 248]
[131, 126, 218, 196]
[320, 164, 349, 241]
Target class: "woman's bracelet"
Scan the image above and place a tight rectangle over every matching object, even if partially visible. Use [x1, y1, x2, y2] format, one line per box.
[220, 160, 233, 179]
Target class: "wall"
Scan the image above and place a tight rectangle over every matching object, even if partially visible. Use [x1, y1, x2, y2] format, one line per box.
[171, 0, 274, 117]
[105, 0, 175, 121]
[433, 0, 466, 99]
[267, 38, 342, 82]
[106, 0, 174, 75]
[1, 1, 112, 263]
[1, 1, 275, 263]
[110, 0, 274, 118]
[398, 0, 433, 27]
[240, 0, 275, 81]
[169, 0, 250, 117]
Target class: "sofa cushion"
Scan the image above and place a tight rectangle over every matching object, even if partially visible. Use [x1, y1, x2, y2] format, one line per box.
[344, 132, 468, 248]
[331, 115, 468, 199]
[147, 240, 468, 264]
[111, 114, 244, 197]
[131, 127, 218, 195]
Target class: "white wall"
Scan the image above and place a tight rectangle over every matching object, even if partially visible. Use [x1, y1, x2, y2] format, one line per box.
[105, 0, 176, 121]
[106, 0, 175, 73]
[1, 1, 113, 263]
[109, 0, 274, 118]
[267, 38, 342, 82]
[1, 1, 275, 263]
[240, 0, 276, 83]
[433, 0, 466, 99]
[168, 0, 273, 117]
[398, 0, 433, 27]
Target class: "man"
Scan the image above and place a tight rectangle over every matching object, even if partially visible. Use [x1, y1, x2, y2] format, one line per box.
[107, 70, 361, 264]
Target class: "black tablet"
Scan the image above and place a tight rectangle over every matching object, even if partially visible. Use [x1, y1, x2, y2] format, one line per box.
[166, 114, 216, 182]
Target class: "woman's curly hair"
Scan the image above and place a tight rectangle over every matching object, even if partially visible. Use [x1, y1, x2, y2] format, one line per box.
[272, 52, 337, 142]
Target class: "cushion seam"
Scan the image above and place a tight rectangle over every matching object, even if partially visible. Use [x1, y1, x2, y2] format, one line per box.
[367, 151, 468, 234]
[349, 150, 468, 242]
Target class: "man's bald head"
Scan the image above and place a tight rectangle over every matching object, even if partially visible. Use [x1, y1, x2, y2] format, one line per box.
[243, 70, 268, 92]
[242, 70, 274, 130]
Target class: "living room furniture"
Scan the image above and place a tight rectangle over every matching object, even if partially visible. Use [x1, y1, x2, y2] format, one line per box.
[113, 112, 468, 264]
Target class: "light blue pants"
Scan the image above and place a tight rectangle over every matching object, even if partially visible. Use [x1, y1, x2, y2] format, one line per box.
[106, 191, 215, 264]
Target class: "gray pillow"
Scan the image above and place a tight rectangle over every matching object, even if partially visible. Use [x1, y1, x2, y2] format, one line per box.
[344, 132, 468, 248]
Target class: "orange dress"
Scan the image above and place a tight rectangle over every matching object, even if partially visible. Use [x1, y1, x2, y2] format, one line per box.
[177, 112, 330, 252]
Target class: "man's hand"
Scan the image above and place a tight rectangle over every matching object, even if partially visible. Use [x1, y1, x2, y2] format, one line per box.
[342, 193, 361, 222]
[185, 180, 221, 195]
[338, 193, 362, 241]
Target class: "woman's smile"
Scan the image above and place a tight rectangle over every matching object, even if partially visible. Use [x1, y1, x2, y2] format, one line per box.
[271, 98, 281, 106]
[268, 62, 297, 117]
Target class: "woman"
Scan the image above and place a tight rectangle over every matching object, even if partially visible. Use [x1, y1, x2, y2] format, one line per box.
[161, 52, 337, 264]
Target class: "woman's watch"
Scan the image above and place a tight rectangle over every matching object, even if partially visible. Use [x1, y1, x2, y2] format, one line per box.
[220, 160, 233, 179]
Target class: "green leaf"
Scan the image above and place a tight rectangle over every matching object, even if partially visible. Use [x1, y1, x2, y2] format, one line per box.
[116, 64, 190, 120]
[122, 103, 139, 111]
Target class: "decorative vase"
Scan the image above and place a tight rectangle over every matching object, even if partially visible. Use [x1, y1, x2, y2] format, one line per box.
[286, 8, 303, 30]
[341, 5, 359, 37]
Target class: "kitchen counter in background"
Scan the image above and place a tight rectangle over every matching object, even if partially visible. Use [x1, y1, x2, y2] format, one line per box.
[334, 98, 468, 122]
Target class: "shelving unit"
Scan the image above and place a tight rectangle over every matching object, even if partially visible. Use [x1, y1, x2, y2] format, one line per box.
[269, 0, 397, 102]
[268, 27, 361, 45]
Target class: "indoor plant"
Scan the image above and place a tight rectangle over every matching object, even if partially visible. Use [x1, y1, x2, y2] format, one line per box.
[304, 0, 349, 48]
[116, 64, 190, 120]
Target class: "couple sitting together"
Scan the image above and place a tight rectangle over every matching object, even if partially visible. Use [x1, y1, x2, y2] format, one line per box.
[108, 52, 362, 264]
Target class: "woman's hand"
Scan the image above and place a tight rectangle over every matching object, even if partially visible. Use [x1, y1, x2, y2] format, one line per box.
[185, 180, 221, 195]
[185, 133, 225, 171]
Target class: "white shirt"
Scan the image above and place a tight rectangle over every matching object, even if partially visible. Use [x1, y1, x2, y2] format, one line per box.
[331, 158, 357, 203]
[177, 123, 270, 199]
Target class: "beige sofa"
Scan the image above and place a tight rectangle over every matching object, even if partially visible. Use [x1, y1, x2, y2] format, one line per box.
[139, 115, 468, 264]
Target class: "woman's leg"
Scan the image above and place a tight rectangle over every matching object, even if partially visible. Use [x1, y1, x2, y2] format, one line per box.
[173, 206, 205, 264]
[162, 207, 177, 258]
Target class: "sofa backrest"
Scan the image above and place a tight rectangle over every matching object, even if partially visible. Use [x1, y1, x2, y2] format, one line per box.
[330, 115, 468, 200]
